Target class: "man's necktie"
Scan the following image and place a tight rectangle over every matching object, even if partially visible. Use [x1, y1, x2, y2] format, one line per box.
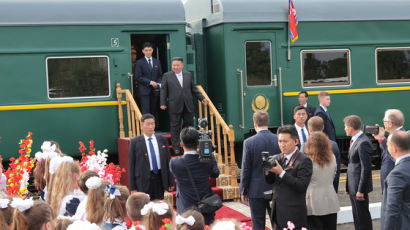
[148, 59, 153, 69]
[301, 128, 307, 143]
[325, 110, 331, 118]
[178, 74, 183, 87]
[148, 138, 159, 174]
[349, 139, 353, 153]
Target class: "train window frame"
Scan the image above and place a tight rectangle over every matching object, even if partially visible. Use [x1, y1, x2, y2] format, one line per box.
[46, 55, 111, 100]
[300, 49, 351, 88]
[244, 40, 273, 87]
[375, 47, 410, 85]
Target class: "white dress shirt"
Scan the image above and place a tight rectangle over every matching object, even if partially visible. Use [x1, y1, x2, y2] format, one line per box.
[144, 134, 161, 171]
[175, 72, 183, 87]
[295, 123, 309, 145]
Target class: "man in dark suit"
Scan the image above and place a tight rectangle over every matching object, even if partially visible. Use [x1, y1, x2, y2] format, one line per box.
[302, 116, 341, 192]
[292, 91, 316, 123]
[160, 57, 207, 154]
[344, 115, 373, 230]
[293, 106, 309, 147]
[373, 109, 405, 192]
[265, 125, 313, 230]
[170, 127, 219, 225]
[381, 130, 410, 230]
[240, 110, 280, 230]
[314, 91, 336, 141]
[128, 113, 174, 200]
[134, 42, 163, 121]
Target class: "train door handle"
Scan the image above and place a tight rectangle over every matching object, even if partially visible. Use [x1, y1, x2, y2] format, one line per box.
[272, 74, 278, 87]
[127, 73, 133, 79]
[237, 68, 245, 129]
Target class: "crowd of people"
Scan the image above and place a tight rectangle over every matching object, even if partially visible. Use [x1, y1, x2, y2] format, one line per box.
[241, 91, 410, 230]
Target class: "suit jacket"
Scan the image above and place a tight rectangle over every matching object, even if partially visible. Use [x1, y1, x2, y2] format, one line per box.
[314, 106, 336, 141]
[381, 156, 410, 230]
[128, 134, 174, 192]
[380, 127, 405, 191]
[134, 57, 162, 96]
[160, 70, 204, 114]
[346, 133, 373, 195]
[265, 150, 313, 228]
[169, 153, 219, 214]
[240, 130, 280, 198]
[306, 155, 340, 216]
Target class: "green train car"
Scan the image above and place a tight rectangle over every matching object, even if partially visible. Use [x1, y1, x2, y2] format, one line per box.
[0, 0, 193, 158]
[185, 0, 410, 147]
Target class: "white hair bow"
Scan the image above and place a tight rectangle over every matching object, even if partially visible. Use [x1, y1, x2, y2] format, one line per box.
[0, 199, 9, 209]
[41, 141, 57, 153]
[49, 156, 74, 174]
[10, 198, 34, 212]
[67, 220, 101, 230]
[140, 201, 169, 216]
[176, 215, 195, 226]
[212, 221, 236, 230]
[85, 176, 102, 190]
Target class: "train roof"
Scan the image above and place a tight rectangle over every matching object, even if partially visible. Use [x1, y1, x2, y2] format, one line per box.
[184, 0, 410, 27]
[0, 0, 185, 26]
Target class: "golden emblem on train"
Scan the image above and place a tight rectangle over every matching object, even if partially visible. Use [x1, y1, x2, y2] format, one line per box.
[251, 94, 269, 112]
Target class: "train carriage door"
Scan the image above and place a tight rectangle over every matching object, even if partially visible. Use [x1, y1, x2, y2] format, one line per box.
[236, 32, 280, 129]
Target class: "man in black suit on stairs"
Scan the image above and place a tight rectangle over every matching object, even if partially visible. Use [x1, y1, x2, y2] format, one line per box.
[128, 113, 174, 200]
[344, 115, 373, 230]
[160, 57, 207, 154]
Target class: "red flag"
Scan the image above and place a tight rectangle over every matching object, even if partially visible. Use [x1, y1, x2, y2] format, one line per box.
[289, 0, 298, 43]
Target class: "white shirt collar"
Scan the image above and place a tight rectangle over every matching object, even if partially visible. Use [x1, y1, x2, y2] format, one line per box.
[184, 150, 198, 155]
[294, 123, 306, 129]
[303, 103, 307, 108]
[256, 128, 269, 133]
[175, 71, 182, 76]
[145, 56, 152, 62]
[395, 153, 410, 165]
[396, 126, 404, 131]
[352, 130, 363, 143]
[284, 147, 298, 161]
[143, 134, 156, 141]
[320, 104, 327, 112]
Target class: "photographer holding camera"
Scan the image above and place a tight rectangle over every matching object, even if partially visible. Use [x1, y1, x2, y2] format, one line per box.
[169, 126, 219, 225]
[264, 125, 313, 230]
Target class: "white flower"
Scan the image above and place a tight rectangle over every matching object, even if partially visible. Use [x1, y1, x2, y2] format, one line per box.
[10, 198, 34, 212]
[85, 177, 102, 190]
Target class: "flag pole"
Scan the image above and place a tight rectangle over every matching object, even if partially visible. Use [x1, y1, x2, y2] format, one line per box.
[288, 33, 291, 61]
[287, 0, 291, 61]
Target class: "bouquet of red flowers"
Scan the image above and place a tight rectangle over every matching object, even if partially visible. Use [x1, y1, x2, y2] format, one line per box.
[4, 132, 36, 197]
[79, 140, 125, 184]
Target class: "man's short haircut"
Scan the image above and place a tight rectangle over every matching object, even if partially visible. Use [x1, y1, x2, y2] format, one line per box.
[293, 105, 307, 115]
[343, 115, 362, 130]
[389, 130, 410, 152]
[172, 57, 184, 63]
[142, 42, 153, 49]
[253, 110, 269, 127]
[385, 109, 405, 127]
[299, 91, 308, 97]
[318, 91, 330, 98]
[180, 127, 199, 149]
[141, 113, 155, 122]
[277, 125, 299, 141]
[308, 116, 324, 132]
[126, 192, 150, 222]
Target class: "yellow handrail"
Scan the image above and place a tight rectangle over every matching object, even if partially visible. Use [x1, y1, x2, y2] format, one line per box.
[196, 85, 237, 186]
[116, 83, 142, 138]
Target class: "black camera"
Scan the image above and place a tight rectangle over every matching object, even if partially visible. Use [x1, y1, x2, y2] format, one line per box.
[261, 151, 281, 172]
[364, 125, 379, 135]
[198, 118, 213, 162]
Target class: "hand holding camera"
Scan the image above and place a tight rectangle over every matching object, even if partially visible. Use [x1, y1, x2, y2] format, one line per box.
[261, 151, 284, 175]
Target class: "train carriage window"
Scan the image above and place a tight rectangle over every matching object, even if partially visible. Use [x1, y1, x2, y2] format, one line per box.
[246, 41, 272, 86]
[46, 56, 110, 99]
[376, 48, 410, 83]
[301, 50, 350, 87]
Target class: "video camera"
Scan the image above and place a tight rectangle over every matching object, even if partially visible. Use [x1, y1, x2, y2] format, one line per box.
[261, 151, 282, 172]
[198, 118, 213, 162]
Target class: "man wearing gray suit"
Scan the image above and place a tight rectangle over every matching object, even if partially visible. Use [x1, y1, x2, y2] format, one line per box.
[344, 115, 373, 230]
[381, 130, 410, 230]
[240, 110, 280, 230]
[160, 57, 207, 154]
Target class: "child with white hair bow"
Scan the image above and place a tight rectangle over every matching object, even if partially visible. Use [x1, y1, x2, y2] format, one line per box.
[141, 201, 175, 230]
[101, 184, 129, 230]
[175, 209, 205, 230]
[10, 198, 53, 230]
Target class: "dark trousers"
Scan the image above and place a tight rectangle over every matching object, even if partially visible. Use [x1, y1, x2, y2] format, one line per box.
[140, 92, 159, 121]
[203, 212, 215, 226]
[169, 105, 194, 150]
[249, 198, 272, 230]
[333, 170, 340, 192]
[148, 170, 164, 200]
[307, 213, 337, 230]
[349, 193, 373, 230]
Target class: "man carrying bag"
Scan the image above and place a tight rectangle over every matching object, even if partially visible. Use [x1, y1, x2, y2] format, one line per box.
[170, 127, 220, 224]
